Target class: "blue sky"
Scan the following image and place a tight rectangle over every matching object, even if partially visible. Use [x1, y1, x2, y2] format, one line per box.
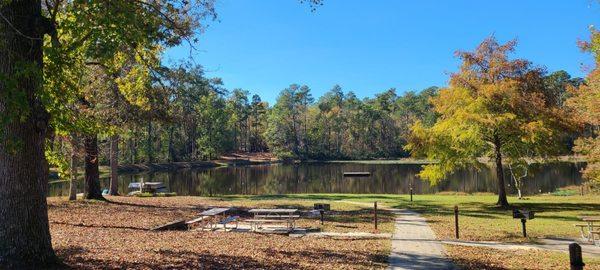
[165, 0, 600, 104]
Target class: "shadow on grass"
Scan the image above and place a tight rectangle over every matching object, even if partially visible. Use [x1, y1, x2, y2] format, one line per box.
[390, 199, 600, 221]
[104, 199, 188, 210]
[50, 221, 149, 231]
[321, 210, 395, 224]
[55, 246, 303, 270]
[273, 248, 387, 268]
[450, 257, 506, 270]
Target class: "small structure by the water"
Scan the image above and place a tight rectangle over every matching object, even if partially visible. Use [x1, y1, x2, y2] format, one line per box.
[128, 182, 168, 195]
[343, 172, 371, 177]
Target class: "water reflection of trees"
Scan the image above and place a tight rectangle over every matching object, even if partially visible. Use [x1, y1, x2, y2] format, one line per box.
[48, 162, 584, 197]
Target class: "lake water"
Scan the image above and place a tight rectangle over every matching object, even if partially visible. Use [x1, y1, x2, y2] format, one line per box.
[47, 161, 585, 197]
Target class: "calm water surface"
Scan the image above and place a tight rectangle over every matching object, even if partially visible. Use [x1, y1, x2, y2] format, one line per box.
[48, 162, 585, 197]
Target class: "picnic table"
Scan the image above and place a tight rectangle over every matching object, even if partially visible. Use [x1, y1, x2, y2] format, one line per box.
[247, 208, 299, 231]
[577, 216, 600, 244]
[186, 207, 238, 230]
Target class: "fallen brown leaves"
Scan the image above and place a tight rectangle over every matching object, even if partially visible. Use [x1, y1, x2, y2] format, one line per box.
[445, 245, 600, 270]
[48, 196, 390, 269]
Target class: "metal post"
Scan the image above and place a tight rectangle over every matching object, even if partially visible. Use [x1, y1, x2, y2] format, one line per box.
[320, 210, 324, 225]
[374, 201, 378, 231]
[521, 219, 527, 238]
[454, 205, 459, 239]
[569, 243, 585, 270]
[410, 187, 413, 202]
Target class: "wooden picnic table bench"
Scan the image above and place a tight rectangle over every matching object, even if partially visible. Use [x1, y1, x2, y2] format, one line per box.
[591, 231, 600, 247]
[247, 209, 299, 231]
[186, 207, 235, 230]
[245, 219, 296, 230]
[577, 216, 600, 244]
[253, 215, 300, 219]
[217, 216, 239, 229]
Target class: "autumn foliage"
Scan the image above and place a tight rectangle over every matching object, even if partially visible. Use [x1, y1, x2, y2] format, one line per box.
[407, 37, 575, 206]
[567, 30, 600, 188]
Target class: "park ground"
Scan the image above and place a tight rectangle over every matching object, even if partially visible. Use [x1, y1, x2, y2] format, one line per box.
[48, 193, 600, 269]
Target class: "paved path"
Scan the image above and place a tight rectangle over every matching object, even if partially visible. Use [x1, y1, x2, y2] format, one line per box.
[338, 200, 600, 268]
[337, 200, 454, 269]
[388, 209, 455, 270]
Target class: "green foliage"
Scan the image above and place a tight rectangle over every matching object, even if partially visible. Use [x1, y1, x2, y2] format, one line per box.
[45, 144, 69, 179]
[0, 61, 37, 118]
[264, 84, 311, 158]
[550, 188, 578, 196]
[264, 84, 439, 160]
[197, 91, 232, 159]
[407, 37, 573, 184]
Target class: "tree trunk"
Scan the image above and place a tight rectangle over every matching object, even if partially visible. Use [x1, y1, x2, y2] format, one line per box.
[109, 134, 119, 196]
[494, 134, 509, 207]
[84, 135, 103, 200]
[128, 136, 135, 164]
[168, 126, 176, 162]
[69, 138, 78, 201]
[0, 0, 57, 267]
[147, 120, 153, 163]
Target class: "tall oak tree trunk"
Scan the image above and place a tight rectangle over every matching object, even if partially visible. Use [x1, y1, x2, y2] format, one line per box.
[84, 135, 103, 200]
[0, 0, 56, 267]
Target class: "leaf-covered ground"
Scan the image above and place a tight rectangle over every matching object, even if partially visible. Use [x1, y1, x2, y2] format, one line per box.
[446, 245, 600, 270]
[48, 196, 391, 269]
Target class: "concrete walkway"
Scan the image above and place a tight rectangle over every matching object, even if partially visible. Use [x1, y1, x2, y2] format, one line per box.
[337, 200, 454, 269]
[388, 209, 455, 270]
[338, 200, 599, 268]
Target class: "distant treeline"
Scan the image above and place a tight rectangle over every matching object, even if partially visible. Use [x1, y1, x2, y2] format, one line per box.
[48, 68, 582, 166]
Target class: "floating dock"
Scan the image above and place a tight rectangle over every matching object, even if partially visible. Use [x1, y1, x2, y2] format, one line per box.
[343, 172, 371, 177]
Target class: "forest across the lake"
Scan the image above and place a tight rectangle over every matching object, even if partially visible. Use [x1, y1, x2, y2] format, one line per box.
[48, 71, 583, 167]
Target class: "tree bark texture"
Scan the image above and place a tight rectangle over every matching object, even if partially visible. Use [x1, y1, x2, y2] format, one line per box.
[0, 0, 57, 267]
[84, 135, 103, 200]
[494, 134, 510, 207]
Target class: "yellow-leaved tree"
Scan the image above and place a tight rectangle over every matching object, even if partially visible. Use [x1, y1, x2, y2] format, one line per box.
[406, 37, 574, 207]
[567, 29, 600, 188]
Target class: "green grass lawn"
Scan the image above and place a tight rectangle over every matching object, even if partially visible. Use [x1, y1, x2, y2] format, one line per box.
[221, 193, 600, 242]
[392, 193, 600, 242]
